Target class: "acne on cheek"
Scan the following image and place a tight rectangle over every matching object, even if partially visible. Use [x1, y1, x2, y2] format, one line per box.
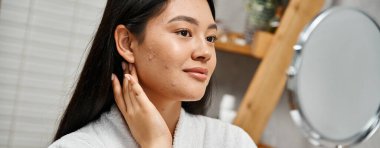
[148, 54, 154, 61]
[146, 47, 156, 61]
[170, 82, 176, 87]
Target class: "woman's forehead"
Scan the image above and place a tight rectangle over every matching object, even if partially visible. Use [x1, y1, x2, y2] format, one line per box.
[153, 0, 214, 25]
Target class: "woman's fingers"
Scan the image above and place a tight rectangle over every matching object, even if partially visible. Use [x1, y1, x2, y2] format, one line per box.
[130, 64, 139, 83]
[115, 68, 172, 147]
[128, 64, 146, 106]
[125, 74, 152, 107]
[122, 73, 134, 110]
[115, 62, 152, 114]
[114, 61, 135, 115]
[121, 62, 137, 112]
[111, 73, 127, 113]
[126, 73, 140, 110]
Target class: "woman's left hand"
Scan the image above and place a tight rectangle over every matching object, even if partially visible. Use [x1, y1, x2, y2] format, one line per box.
[111, 62, 172, 148]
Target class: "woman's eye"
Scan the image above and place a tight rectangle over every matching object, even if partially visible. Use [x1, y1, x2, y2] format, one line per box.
[176, 29, 191, 37]
[206, 36, 217, 43]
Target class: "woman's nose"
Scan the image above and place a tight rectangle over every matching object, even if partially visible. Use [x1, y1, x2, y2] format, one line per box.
[191, 38, 212, 62]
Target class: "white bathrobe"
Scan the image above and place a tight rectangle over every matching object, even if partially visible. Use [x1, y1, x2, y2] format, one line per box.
[49, 105, 257, 148]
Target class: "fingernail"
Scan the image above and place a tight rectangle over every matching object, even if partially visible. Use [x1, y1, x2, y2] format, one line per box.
[124, 74, 131, 80]
[122, 62, 126, 71]
[111, 74, 115, 80]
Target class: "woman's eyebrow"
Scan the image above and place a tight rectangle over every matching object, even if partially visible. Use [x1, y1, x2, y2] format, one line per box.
[168, 15, 217, 30]
[168, 15, 199, 26]
[208, 24, 217, 30]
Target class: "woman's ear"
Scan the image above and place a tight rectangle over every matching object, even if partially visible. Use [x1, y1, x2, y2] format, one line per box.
[114, 25, 135, 63]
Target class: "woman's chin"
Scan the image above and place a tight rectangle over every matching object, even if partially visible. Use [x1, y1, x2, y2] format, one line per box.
[170, 87, 207, 101]
[179, 92, 206, 102]
[181, 97, 202, 102]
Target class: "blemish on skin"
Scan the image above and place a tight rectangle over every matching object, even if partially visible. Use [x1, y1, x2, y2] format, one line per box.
[148, 54, 154, 61]
[146, 46, 156, 61]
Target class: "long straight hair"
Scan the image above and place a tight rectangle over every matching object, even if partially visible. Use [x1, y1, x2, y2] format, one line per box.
[53, 0, 216, 141]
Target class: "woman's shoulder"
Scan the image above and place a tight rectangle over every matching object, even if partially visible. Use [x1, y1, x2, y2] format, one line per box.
[48, 130, 105, 148]
[49, 106, 138, 148]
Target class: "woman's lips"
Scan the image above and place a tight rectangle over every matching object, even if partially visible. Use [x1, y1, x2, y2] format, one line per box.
[183, 67, 208, 81]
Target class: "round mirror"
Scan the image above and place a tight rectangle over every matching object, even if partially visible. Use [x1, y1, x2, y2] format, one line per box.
[286, 7, 380, 147]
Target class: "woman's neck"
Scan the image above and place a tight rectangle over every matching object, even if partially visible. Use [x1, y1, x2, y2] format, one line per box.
[149, 97, 182, 137]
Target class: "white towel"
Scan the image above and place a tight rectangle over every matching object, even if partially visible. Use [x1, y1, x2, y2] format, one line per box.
[49, 105, 257, 148]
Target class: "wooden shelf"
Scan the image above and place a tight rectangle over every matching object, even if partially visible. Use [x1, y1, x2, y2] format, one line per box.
[215, 41, 252, 57]
[215, 31, 274, 59]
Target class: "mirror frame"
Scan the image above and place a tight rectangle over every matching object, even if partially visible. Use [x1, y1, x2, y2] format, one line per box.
[286, 7, 380, 147]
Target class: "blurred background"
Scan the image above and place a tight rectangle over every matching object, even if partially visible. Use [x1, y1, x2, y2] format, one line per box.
[0, 0, 379, 147]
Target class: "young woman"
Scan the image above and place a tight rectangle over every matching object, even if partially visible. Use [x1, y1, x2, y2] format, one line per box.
[50, 0, 256, 147]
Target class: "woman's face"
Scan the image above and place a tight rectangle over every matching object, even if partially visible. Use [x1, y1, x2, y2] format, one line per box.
[132, 0, 217, 102]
